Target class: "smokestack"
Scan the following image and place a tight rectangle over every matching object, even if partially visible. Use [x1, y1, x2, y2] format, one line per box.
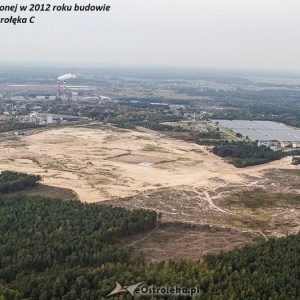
[63, 80, 66, 100]
[57, 79, 60, 97]
[57, 74, 76, 99]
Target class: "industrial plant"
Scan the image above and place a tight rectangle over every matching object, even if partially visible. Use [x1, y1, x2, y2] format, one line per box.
[214, 119, 300, 148]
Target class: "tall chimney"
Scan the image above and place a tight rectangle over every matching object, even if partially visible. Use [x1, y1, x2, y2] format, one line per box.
[57, 79, 60, 97]
[63, 80, 66, 100]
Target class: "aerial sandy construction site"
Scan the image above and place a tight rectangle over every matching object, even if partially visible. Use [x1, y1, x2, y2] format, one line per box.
[1, 125, 297, 195]
[0, 124, 291, 201]
[1, 124, 300, 256]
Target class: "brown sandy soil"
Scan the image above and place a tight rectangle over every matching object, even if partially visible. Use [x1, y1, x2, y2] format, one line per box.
[0, 125, 246, 203]
[0, 125, 298, 210]
[1, 125, 299, 258]
[121, 222, 259, 263]
[12, 184, 79, 201]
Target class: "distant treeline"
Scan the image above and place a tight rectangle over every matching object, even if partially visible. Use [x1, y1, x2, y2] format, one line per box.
[0, 171, 41, 193]
[211, 141, 300, 167]
[0, 122, 42, 133]
[112, 114, 186, 132]
[192, 131, 221, 141]
[212, 141, 282, 167]
[118, 97, 191, 106]
[205, 88, 300, 128]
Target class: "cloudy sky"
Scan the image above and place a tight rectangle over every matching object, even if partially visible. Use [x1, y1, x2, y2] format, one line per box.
[1, 0, 300, 70]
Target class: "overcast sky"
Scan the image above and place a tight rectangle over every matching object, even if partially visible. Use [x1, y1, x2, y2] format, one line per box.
[1, 0, 300, 71]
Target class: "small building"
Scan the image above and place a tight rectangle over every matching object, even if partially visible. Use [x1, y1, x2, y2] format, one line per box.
[100, 96, 110, 101]
[281, 141, 292, 148]
[72, 92, 79, 101]
[47, 114, 53, 124]
[292, 142, 300, 148]
[258, 141, 271, 147]
[36, 96, 46, 101]
[11, 96, 26, 101]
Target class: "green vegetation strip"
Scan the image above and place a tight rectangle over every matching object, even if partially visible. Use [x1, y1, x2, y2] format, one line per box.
[142, 144, 167, 152]
[0, 171, 41, 194]
[219, 190, 300, 231]
[222, 190, 300, 209]
[283, 169, 300, 176]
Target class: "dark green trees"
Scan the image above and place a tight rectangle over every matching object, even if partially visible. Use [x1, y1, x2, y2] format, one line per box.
[0, 171, 41, 193]
[212, 141, 282, 167]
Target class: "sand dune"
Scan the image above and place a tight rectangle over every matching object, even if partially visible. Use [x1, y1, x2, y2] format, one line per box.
[0, 126, 294, 203]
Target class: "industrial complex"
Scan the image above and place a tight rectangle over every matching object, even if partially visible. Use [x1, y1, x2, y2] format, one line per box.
[21, 112, 80, 125]
[214, 119, 300, 148]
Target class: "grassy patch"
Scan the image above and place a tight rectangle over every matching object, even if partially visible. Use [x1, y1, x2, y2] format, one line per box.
[283, 169, 300, 176]
[221, 212, 282, 231]
[221, 189, 300, 210]
[3, 138, 28, 148]
[78, 123, 129, 132]
[142, 144, 168, 152]
[13, 184, 79, 201]
[218, 189, 300, 232]
[190, 148, 204, 154]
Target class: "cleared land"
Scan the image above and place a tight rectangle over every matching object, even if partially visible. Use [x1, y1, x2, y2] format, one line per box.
[0, 125, 245, 203]
[120, 222, 259, 263]
[12, 184, 79, 201]
[0, 124, 300, 260]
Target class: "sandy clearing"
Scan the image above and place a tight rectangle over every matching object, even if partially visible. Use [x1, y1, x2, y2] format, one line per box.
[0, 126, 295, 203]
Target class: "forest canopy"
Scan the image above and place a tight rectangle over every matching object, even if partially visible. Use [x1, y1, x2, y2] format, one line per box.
[212, 141, 283, 167]
[0, 171, 41, 193]
[0, 193, 157, 299]
[0, 172, 299, 299]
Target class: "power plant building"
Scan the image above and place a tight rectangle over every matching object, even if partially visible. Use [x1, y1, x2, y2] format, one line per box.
[21, 113, 80, 125]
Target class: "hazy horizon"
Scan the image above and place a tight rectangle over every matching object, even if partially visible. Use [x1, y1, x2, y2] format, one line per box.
[1, 0, 300, 71]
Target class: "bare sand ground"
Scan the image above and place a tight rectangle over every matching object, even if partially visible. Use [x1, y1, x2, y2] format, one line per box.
[0, 125, 297, 203]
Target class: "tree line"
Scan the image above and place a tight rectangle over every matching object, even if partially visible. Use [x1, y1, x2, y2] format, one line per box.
[211, 141, 283, 167]
[0, 171, 41, 194]
[0, 120, 42, 133]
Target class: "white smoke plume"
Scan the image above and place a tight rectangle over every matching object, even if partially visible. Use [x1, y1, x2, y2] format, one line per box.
[57, 73, 76, 80]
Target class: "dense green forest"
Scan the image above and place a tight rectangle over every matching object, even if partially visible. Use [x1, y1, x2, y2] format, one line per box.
[0, 171, 41, 193]
[192, 131, 221, 142]
[1, 172, 299, 299]
[211, 141, 283, 167]
[0, 193, 157, 299]
[199, 88, 300, 128]
[211, 141, 300, 167]
[0, 193, 300, 299]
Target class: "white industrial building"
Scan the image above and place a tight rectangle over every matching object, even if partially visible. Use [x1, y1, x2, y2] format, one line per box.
[72, 92, 79, 101]
[215, 120, 300, 148]
[21, 112, 80, 125]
